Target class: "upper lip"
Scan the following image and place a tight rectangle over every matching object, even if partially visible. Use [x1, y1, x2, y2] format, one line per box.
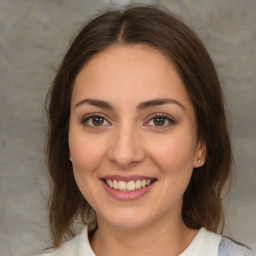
[100, 175, 157, 182]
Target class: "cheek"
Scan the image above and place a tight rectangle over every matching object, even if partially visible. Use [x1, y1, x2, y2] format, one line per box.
[154, 148, 194, 192]
[69, 133, 107, 174]
[148, 133, 196, 204]
[69, 133, 108, 207]
[146, 130, 196, 176]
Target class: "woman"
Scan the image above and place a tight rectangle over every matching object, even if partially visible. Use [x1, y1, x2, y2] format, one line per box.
[39, 6, 254, 256]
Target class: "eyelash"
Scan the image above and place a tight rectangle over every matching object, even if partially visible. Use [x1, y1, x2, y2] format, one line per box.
[144, 113, 176, 128]
[81, 113, 176, 128]
[81, 113, 111, 127]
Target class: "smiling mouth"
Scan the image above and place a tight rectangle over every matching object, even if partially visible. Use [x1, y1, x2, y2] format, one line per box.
[103, 178, 156, 192]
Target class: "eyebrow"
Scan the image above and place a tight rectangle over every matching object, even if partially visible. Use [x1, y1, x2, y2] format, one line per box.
[74, 98, 185, 111]
[138, 98, 185, 111]
[75, 98, 113, 109]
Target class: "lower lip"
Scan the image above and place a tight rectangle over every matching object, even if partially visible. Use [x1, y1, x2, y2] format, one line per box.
[101, 180, 156, 201]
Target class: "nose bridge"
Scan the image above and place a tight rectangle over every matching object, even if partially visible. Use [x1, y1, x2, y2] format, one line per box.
[108, 121, 145, 168]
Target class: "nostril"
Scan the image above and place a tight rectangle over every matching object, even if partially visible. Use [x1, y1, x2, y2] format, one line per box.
[107, 131, 146, 167]
[108, 146, 146, 168]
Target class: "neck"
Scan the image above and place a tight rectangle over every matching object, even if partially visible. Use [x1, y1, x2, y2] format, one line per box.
[90, 214, 198, 256]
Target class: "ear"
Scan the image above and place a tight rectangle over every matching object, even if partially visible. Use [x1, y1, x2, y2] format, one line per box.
[193, 139, 207, 168]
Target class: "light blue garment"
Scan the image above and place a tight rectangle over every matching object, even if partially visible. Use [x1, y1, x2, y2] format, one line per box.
[218, 237, 255, 256]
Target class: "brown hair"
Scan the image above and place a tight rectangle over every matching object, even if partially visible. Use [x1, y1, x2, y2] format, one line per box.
[46, 6, 232, 247]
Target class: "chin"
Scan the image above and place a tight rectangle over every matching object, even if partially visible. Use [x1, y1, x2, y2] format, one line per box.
[98, 209, 152, 230]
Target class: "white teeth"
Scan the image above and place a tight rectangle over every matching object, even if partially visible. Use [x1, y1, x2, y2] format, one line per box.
[106, 179, 113, 188]
[135, 180, 142, 189]
[127, 181, 135, 191]
[118, 180, 126, 190]
[113, 180, 118, 189]
[105, 179, 153, 191]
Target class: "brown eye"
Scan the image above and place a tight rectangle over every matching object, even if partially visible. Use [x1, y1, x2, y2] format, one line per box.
[82, 115, 110, 127]
[92, 116, 104, 126]
[153, 117, 166, 126]
[145, 114, 175, 128]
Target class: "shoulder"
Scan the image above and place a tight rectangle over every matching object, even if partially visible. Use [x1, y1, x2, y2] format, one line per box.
[33, 233, 80, 256]
[218, 237, 255, 256]
[33, 226, 95, 256]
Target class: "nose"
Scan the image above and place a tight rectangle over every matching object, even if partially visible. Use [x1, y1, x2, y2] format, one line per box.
[107, 124, 146, 169]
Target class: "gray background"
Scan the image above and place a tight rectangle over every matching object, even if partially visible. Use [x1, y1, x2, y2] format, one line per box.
[0, 0, 255, 255]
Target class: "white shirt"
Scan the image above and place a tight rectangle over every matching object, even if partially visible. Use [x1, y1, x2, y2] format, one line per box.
[36, 226, 224, 256]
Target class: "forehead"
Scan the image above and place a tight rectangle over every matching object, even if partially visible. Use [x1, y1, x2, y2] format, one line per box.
[72, 44, 193, 110]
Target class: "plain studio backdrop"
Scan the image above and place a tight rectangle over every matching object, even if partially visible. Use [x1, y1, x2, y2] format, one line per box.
[0, 0, 255, 255]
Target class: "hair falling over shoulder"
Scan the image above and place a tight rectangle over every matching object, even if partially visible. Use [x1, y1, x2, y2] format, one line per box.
[45, 6, 232, 247]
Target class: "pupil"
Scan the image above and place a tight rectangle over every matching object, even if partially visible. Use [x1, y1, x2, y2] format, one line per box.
[93, 117, 104, 126]
[154, 117, 165, 126]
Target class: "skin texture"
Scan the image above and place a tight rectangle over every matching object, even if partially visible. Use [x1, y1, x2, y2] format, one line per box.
[68, 44, 206, 256]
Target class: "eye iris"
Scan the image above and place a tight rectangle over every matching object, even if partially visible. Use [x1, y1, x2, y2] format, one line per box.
[153, 117, 165, 126]
[92, 117, 104, 126]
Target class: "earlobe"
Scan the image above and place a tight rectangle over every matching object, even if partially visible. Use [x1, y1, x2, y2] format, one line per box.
[194, 140, 207, 168]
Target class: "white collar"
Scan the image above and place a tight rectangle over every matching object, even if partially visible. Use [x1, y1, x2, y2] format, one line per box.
[77, 226, 95, 256]
[76, 226, 221, 256]
[179, 227, 222, 256]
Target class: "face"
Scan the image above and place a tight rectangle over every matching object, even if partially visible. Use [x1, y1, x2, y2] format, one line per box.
[69, 44, 206, 230]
